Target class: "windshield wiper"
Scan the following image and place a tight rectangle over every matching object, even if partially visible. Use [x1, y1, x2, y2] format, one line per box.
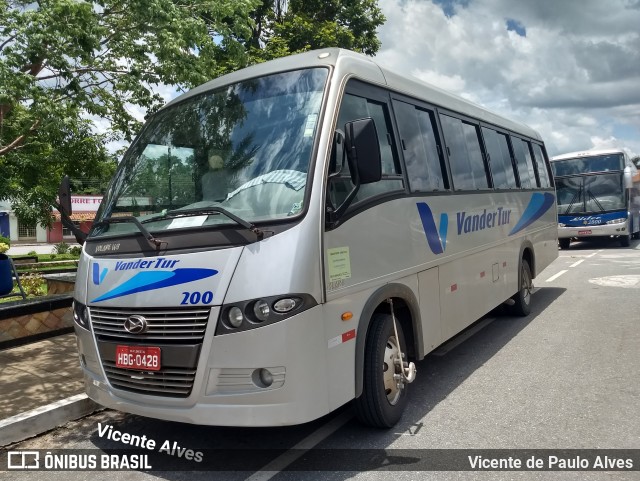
[585, 188, 605, 212]
[94, 216, 165, 250]
[564, 184, 583, 214]
[162, 206, 265, 241]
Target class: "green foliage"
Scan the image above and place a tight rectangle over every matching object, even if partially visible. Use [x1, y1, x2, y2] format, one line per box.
[0, 242, 8, 253]
[0, 0, 385, 227]
[247, 0, 386, 62]
[70, 246, 82, 256]
[53, 241, 70, 254]
[0, 0, 261, 226]
[27, 250, 37, 256]
[0, 235, 9, 246]
[20, 272, 45, 297]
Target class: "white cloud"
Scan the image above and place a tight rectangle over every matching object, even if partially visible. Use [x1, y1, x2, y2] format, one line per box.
[375, 0, 640, 158]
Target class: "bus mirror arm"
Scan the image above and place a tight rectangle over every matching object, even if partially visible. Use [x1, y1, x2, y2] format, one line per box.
[326, 119, 382, 226]
[56, 175, 87, 245]
[327, 148, 361, 225]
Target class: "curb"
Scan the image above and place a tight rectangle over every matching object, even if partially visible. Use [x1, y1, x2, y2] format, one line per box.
[0, 394, 102, 446]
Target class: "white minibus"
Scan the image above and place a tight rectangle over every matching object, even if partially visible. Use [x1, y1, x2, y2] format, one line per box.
[62, 48, 558, 428]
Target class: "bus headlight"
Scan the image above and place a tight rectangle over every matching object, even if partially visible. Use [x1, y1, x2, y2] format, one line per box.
[227, 307, 244, 328]
[253, 300, 270, 322]
[216, 294, 317, 335]
[606, 217, 626, 224]
[72, 301, 90, 330]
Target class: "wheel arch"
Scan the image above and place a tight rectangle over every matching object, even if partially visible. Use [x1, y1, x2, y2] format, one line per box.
[354, 283, 423, 398]
[518, 240, 535, 279]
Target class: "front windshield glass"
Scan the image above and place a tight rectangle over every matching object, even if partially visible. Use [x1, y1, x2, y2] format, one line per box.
[551, 154, 624, 177]
[556, 173, 625, 214]
[91, 68, 328, 239]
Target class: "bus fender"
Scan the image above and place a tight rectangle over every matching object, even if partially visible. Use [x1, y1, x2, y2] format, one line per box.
[354, 283, 423, 399]
[517, 240, 535, 278]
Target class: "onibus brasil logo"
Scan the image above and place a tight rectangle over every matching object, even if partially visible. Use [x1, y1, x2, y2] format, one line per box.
[417, 192, 555, 254]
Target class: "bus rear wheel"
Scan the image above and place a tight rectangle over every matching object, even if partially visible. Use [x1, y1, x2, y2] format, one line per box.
[509, 259, 532, 317]
[355, 312, 409, 428]
[559, 238, 571, 249]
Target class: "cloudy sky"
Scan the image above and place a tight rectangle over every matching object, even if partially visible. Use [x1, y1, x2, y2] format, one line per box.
[374, 0, 640, 158]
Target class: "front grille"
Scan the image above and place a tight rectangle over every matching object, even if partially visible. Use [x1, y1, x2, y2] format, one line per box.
[90, 306, 211, 343]
[102, 361, 196, 397]
[90, 306, 211, 397]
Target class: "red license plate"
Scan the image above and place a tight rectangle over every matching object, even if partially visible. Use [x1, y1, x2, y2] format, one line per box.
[116, 345, 161, 371]
[578, 230, 592, 235]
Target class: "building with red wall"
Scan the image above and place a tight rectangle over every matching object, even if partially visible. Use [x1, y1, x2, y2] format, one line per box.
[48, 195, 103, 243]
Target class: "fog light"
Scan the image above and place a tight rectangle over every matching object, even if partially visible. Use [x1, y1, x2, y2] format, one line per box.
[259, 368, 273, 387]
[227, 307, 244, 328]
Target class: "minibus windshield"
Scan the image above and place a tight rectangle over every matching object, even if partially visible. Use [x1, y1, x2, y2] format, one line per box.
[90, 68, 327, 239]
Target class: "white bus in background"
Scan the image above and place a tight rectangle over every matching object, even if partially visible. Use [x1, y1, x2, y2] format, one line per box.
[61, 48, 558, 428]
[551, 149, 640, 249]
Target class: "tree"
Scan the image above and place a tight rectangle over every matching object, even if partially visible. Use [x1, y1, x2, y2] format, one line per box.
[246, 0, 385, 62]
[0, 0, 260, 226]
[0, 0, 385, 227]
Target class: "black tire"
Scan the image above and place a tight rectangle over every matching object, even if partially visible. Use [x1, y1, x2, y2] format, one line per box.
[620, 234, 631, 247]
[355, 312, 409, 428]
[509, 259, 532, 317]
[558, 238, 571, 249]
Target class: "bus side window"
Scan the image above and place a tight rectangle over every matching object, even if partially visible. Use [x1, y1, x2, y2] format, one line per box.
[511, 137, 536, 188]
[482, 127, 518, 189]
[531, 143, 551, 187]
[328, 93, 403, 209]
[393, 100, 447, 192]
[440, 114, 489, 190]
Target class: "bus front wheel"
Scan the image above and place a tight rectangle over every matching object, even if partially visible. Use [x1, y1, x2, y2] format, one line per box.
[621, 234, 631, 247]
[510, 259, 532, 317]
[355, 312, 409, 428]
[559, 238, 570, 249]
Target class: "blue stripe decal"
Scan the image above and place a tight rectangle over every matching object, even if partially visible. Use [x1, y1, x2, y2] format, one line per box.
[417, 202, 445, 255]
[439, 213, 448, 250]
[91, 268, 218, 303]
[509, 192, 555, 236]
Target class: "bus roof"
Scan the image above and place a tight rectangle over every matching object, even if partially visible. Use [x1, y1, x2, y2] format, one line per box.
[162, 48, 542, 141]
[551, 148, 627, 162]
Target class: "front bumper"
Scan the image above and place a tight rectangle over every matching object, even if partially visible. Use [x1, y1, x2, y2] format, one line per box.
[558, 224, 627, 239]
[75, 304, 331, 426]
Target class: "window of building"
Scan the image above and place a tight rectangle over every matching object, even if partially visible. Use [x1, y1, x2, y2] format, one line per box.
[62, 221, 82, 238]
[17, 221, 36, 239]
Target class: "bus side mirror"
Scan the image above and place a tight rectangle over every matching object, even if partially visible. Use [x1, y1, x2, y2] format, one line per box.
[58, 175, 72, 216]
[344, 117, 382, 185]
[623, 166, 633, 189]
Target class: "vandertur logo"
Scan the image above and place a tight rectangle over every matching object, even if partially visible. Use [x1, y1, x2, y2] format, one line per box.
[416, 202, 449, 255]
[92, 263, 108, 285]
